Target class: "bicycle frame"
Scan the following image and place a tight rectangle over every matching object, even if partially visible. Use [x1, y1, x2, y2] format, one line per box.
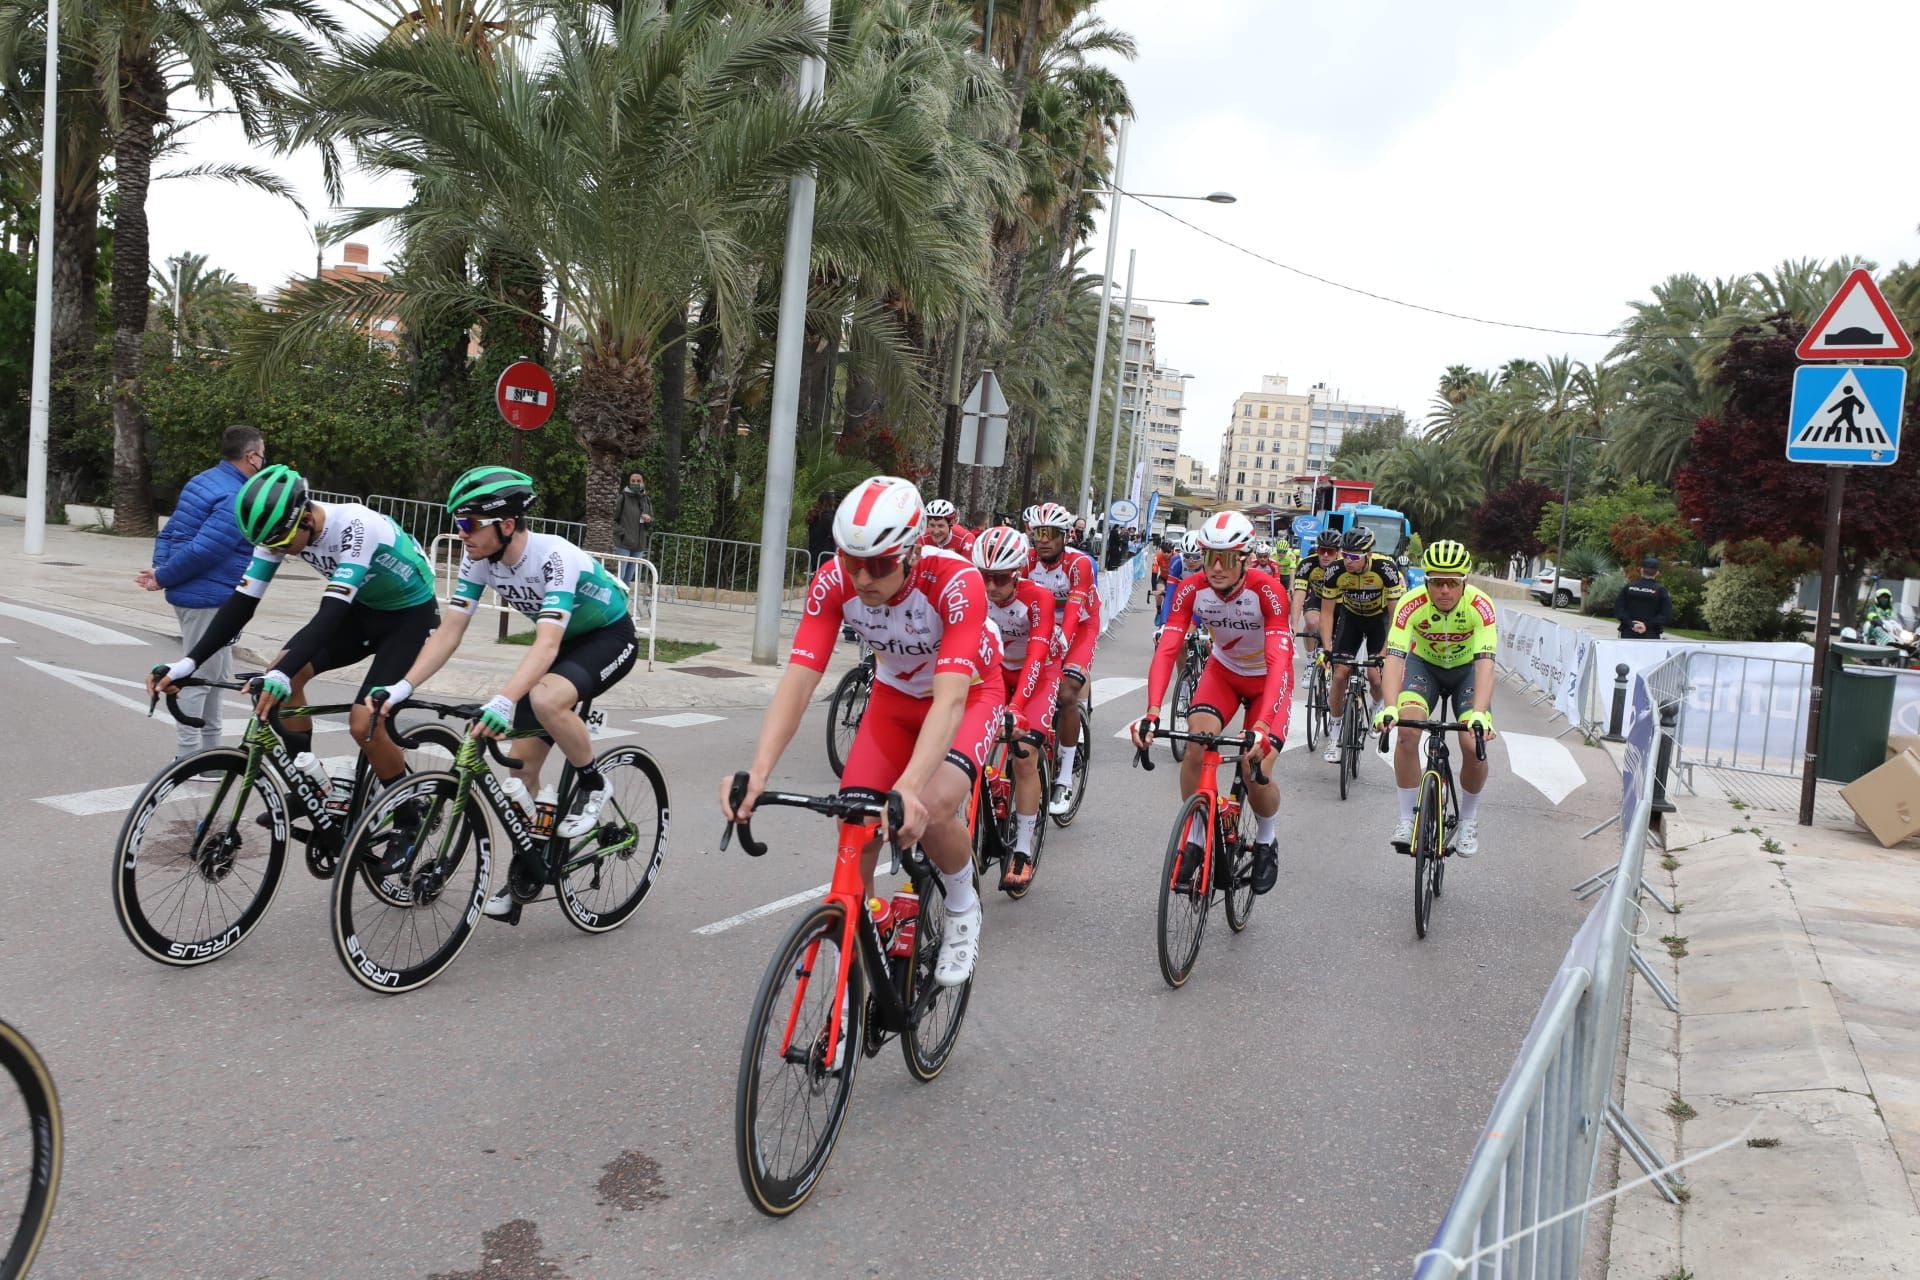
[159, 683, 364, 846]
[1134, 728, 1266, 897]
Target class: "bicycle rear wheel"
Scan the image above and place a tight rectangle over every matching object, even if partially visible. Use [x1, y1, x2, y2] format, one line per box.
[0, 1019, 60, 1280]
[736, 901, 863, 1216]
[1303, 668, 1321, 752]
[824, 665, 872, 779]
[556, 745, 670, 934]
[331, 771, 489, 994]
[1337, 709, 1355, 801]
[1413, 773, 1442, 940]
[111, 749, 288, 967]
[1170, 667, 1194, 762]
[1050, 702, 1092, 828]
[1156, 794, 1212, 988]
[1223, 789, 1259, 934]
[901, 858, 973, 1080]
[1003, 751, 1049, 902]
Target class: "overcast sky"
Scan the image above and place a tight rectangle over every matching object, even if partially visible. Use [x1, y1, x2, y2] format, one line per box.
[145, 0, 1920, 469]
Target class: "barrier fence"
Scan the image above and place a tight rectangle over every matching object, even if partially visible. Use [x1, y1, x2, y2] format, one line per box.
[427, 534, 659, 671]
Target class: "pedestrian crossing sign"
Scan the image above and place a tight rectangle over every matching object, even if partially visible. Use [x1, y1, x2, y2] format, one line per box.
[1785, 364, 1904, 465]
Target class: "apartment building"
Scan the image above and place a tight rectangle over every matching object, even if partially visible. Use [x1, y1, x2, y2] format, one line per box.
[1218, 375, 1403, 508]
[1145, 365, 1186, 503]
[1176, 454, 1215, 498]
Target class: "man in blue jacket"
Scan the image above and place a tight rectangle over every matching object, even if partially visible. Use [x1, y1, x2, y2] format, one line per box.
[135, 425, 265, 758]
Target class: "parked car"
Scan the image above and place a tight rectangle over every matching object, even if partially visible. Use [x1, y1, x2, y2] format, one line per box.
[1530, 567, 1583, 608]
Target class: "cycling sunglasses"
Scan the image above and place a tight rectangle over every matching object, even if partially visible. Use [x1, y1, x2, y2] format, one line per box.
[1203, 549, 1245, 569]
[453, 515, 507, 535]
[1340, 551, 1368, 563]
[839, 549, 908, 579]
[264, 513, 309, 550]
[982, 570, 1019, 587]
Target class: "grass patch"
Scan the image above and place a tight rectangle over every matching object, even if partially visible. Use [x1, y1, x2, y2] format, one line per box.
[1747, 1137, 1780, 1149]
[1760, 836, 1783, 855]
[496, 631, 719, 665]
[1661, 934, 1689, 958]
[1667, 627, 1722, 641]
[1666, 1096, 1698, 1121]
[1663, 1268, 1696, 1279]
[1662, 856, 1680, 872]
[1728, 798, 1748, 812]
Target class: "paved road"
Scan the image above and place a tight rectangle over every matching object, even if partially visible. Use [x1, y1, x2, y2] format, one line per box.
[0, 590, 1620, 1279]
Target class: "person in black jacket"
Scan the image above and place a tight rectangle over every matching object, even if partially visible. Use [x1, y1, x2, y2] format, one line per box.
[1615, 557, 1674, 638]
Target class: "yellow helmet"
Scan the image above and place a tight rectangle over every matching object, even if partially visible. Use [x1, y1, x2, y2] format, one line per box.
[1422, 539, 1473, 575]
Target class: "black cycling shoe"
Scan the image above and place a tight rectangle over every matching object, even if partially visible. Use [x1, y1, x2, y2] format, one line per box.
[1173, 842, 1204, 891]
[1251, 840, 1279, 895]
[369, 799, 426, 877]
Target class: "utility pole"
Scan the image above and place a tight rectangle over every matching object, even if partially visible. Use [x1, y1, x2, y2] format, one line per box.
[936, 0, 996, 503]
[23, 0, 58, 555]
[1076, 118, 1128, 522]
[1099, 251, 1136, 531]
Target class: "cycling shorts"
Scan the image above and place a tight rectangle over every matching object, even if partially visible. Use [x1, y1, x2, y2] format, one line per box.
[1060, 622, 1097, 683]
[1399, 653, 1482, 719]
[1188, 657, 1288, 737]
[999, 665, 1058, 737]
[1333, 609, 1390, 662]
[840, 676, 1005, 794]
[307, 600, 438, 700]
[511, 614, 639, 732]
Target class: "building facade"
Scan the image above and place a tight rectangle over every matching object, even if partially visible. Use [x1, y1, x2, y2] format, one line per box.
[1217, 375, 1402, 509]
[1145, 365, 1186, 504]
[1306, 382, 1401, 476]
[1176, 453, 1214, 498]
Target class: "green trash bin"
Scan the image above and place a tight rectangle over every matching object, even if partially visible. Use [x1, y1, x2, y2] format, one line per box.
[1816, 641, 1899, 783]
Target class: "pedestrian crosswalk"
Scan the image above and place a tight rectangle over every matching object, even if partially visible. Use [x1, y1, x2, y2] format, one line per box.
[0, 601, 147, 646]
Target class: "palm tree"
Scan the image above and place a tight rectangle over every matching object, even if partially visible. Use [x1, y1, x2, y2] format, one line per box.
[150, 251, 256, 353]
[1371, 437, 1479, 543]
[258, 0, 938, 547]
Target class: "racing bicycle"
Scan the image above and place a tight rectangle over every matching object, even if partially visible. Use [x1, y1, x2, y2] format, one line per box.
[1047, 696, 1093, 826]
[1327, 653, 1384, 800]
[114, 677, 462, 967]
[824, 628, 875, 778]
[971, 714, 1049, 900]
[1133, 727, 1269, 988]
[1379, 716, 1487, 939]
[0, 1019, 59, 1280]
[1166, 630, 1210, 763]
[722, 779, 972, 1216]
[330, 694, 669, 994]
[1300, 632, 1331, 752]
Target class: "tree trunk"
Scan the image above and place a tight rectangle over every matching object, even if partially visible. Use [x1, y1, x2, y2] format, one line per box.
[571, 353, 655, 551]
[658, 310, 688, 524]
[107, 66, 168, 537]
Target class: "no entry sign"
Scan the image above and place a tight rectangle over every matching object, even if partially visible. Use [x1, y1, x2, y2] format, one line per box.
[495, 360, 555, 431]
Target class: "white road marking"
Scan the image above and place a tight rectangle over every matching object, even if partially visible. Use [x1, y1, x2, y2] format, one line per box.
[37, 783, 147, 817]
[16, 658, 347, 737]
[1501, 732, 1587, 804]
[636, 712, 725, 729]
[1089, 676, 1145, 707]
[0, 601, 147, 645]
[0, 635, 12, 645]
[694, 883, 830, 936]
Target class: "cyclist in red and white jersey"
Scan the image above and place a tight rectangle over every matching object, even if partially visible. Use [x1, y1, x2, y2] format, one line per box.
[1131, 511, 1293, 894]
[922, 498, 976, 557]
[975, 525, 1058, 890]
[1025, 501, 1098, 815]
[721, 477, 1001, 985]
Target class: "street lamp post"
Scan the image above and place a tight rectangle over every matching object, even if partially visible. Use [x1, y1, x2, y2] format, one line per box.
[1552, 432, 1609, 611]
[23, 0, 59, 556]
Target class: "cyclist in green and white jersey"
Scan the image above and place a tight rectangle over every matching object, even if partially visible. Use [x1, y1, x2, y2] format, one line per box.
[373, 467, 639, 883]
[147, 464, 439, 804]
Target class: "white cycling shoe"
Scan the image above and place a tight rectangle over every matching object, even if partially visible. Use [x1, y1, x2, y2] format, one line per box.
[1322, 742, 1342, 764]
[1453, 820, 1480, 858]
[482, 887, 517, 918]
[557, 776, 609, 838]
[1390, 818, 1414, 851]
[934, 902, 982, 987]
[1046, 782, 1076, 817]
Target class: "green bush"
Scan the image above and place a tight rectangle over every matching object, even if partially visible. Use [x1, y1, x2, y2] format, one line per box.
[1702, 561, 1793, 640]
[1585, 569, 1627, 616]
[1663, 564, 1708, 629]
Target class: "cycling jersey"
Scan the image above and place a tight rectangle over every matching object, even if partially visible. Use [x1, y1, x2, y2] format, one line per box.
[922, 523, 976, 557]
[450, 532, 630, 637]
[1147, 569, 1294, 717]
[791, 547, 1001, 698]
[987, 578, 1058, 726]
[1295, 555, 1340, 608]
[237, 502, 435, 611]
[1386, 585, 1499, 668]
[1322, 553, 1405, 618]
[1028, 545, 1098, 650]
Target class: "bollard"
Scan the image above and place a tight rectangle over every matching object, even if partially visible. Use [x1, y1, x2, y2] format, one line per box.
[1601, 662, 1629, 742]
[1651, 701, 1678, 818]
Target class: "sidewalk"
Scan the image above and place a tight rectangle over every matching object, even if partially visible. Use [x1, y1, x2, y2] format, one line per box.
[1604, 768, 1920, 1276]
[0, 516, 842, 708]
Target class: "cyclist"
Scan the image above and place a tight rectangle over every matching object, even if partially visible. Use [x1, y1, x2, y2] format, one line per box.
[145, 464, 438, 813]
[1154, 532, 1202, 633]
[1291, 529, 1341, 657]
[720, 476, 1002, 986]
[1249, 539, 1276, 575]
[975, 525, 1058, 890]
[1025, 501, 1100, 816]
[374, 467, 639, 903]
[1861, 587, 1897, 640]
[1372, 540, 1498, 856]
[1131, 511, 1292, 894]
[922, 498, 975, 557]
[1319, 526, 1404, 763]
[1272, 538, 1299, 593]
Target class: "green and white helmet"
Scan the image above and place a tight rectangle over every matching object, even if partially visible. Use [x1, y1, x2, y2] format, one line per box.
[234, 464, 310, 548]
[446, 465, 536, 519]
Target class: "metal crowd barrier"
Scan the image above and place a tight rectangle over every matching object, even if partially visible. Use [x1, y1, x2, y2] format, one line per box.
[1415, 677, 1681, 1278]
[427, 534, 659, 671]
[366, 492, 585, 548]
[643, 530, 813, 615]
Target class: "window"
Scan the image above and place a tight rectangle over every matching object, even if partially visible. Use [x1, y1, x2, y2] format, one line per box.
[1292, 407, 1303, 421]
[1307, 443, 1324, 458]
[1241, 404, 1252, 417]
[1253, 456, 1263, 469]
[1256, 440, 1265, 452]
[1258, 404, 1269, 419]
[1235, 487, 1245, 501]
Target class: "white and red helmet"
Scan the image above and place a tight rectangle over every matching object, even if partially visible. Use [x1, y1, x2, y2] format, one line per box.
[1194, 510, 1256, 552]
[1027, 501, 1074, 531]
[833, 476, 925, 557]
[925, 498, 957, 520]
[972, 526, 1031, 574]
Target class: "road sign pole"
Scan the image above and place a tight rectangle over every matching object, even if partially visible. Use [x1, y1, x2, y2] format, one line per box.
[1797, 465, 1848, 826]
[1101, 251, 1137, 535]
[1077, 118, 1128, 522]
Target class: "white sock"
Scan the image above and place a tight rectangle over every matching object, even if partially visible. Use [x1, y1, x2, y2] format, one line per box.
[1329, 717, 1343, 742]
[1460, 789, 1482, 823]
[1015, 814, 1036, 854]
[1398, 787, 1419, 822]
[940, 864, 978, 915]
[1183, 811, 1206, 845]
[1057, 746, 1077, 781]
[1255, 812, 1276, 842]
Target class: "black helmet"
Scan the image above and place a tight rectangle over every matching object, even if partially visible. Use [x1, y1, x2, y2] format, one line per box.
[1340, 526, 1376, 554]
[1314, 530, 1340, 550]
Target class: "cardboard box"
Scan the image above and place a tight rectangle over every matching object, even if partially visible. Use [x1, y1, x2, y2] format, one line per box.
[1890, 734, 1920, 761]
[1841, 748, 1920, 847]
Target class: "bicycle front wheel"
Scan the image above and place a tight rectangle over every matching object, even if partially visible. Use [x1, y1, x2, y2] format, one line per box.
[1170, 669, 1193, 762]
[902, 859, 974, 1080]
[556, 745, 669, 934]
[1156, 794, 1212, 988]
[111, 749, 288, 967]
[736, 901, 863, 1216]
[1223, 791, 1259, 934]
[1051, 703, 1092, 828]
[1338, 713, 1355, 801]
[331, 771, 489, 994]
[824, 665, 872, 779]
[1303, 670, 1321, 752]
[1414, 773, 1442, 940]
[0, 1019, 60, 1280]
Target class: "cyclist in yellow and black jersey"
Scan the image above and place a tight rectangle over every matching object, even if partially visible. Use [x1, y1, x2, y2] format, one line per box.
[1290, 530, 1341, 656]
[1317, 526, 1404, 761]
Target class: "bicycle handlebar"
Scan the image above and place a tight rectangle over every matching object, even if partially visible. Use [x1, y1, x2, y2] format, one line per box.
[1131, 727, 1270, 785]
[367, 688, 523, 769]
[1376, 718, 1487, 762]
[1325, 653, 1385, 670]
[720, 771, 906, 861]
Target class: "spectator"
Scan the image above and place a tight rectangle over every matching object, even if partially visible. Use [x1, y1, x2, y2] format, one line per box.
[135, 424, 264, 760]
[1615, 556, 1674, 639]
[1103, 521, 1130, 571]
[805, 490, 838, 566]
[1070, 517, 1090, 552]
[613, 471, 654, 585]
